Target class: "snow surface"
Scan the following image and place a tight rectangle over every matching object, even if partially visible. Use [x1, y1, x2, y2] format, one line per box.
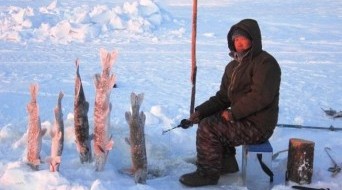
[0, 0, 342, 189]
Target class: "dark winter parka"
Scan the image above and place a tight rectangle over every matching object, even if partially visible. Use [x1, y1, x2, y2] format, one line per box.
[196, 19, 281, 133]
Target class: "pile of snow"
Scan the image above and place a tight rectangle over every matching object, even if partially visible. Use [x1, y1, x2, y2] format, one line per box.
[0, 0, 171, 44]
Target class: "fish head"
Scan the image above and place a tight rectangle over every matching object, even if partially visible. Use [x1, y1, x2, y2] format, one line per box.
[49, 156, 61, 172]
[79, 150, 91, 163]
[95, 154, 106, 172]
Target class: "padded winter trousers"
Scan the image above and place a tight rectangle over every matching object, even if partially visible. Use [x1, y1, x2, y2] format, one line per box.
[196, 112, 273, 174]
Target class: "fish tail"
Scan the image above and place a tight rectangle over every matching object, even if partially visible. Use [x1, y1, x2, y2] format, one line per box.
[130, 92, 144, 113]
[99, 48, 118, 77]
[75, 59, 83, 98]
[54, 93, 63, 120]
[58, 91, 64, 107]
[75, 59, 80, 77]
[29, 83, 39, 102]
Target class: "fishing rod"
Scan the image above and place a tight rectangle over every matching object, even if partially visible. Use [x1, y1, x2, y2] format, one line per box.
[162, 119, 193, 135]
[276, 124, 342, 131]
[163, 122, 342, 135]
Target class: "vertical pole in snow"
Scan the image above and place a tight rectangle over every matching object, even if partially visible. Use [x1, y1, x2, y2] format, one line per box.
[190, 0, 198, 115]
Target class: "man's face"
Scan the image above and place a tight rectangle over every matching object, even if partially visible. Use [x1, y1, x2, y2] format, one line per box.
[233, 36, 252, 53]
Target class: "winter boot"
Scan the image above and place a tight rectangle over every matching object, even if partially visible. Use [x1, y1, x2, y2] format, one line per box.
[220, 154, 239, 175]
[179, 169, 220, 187]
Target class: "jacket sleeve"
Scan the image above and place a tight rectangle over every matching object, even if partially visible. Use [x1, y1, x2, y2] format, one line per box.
[231, 55, 281, 120]
[195, 64, 232, 118]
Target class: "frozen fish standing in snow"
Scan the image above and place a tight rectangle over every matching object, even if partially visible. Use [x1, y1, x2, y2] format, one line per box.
[26, 83, 47, 170]
[74, 59, 93, 163]
[125, 92, 147, 184]
[47, 91, 64, 172]
[93, 48, 116, 171]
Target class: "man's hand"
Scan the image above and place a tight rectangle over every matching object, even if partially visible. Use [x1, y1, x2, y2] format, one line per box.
[221, 110, 234, 122]
[179, 119, 193, 129]
[189, 111, 201, 124]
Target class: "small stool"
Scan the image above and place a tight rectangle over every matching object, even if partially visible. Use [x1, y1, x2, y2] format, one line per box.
[242, 140, 274, 190]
